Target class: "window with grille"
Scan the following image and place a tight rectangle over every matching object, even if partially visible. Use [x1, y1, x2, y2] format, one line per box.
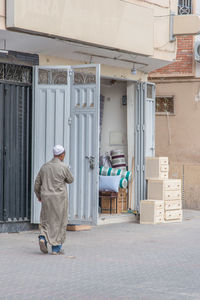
[156, 96, 174, 115]
[178, 0, 192, 15]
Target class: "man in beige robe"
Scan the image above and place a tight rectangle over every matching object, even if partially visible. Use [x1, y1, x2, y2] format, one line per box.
[34, 145, 74, 255]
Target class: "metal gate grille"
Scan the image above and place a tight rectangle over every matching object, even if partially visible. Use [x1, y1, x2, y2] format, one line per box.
[0, 83, 32, 222]
[178, 0, 192, 15]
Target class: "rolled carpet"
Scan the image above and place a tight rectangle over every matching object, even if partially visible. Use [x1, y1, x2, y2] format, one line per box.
[119, 177, 128, 188]
[99, 166, 132, 182]
[111, 149, 126, 169]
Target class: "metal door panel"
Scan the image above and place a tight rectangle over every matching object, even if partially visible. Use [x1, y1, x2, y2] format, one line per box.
[69, 64, 100, 225]
[3, 84, 31, 221]
[25, 86, 31, 219]
[15, 86, 20, 220]
[55, 89, 66, 145]
[46, 89, 56, 154]
[4, 84, 16, 220]
[32, 64, 100, 224]
[134, 83, 141, 211]
[134, 82, 155, 212]
[36, 89, 47, 165]
[140, 83, 145, 202]
[0, 84, 4, 221]
[32, 66, 70, 223]
[19, 86, 25, 219]
[144, 83, 155, 157]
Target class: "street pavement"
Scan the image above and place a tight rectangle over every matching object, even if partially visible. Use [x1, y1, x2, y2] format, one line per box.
[0, 210, 200, 300]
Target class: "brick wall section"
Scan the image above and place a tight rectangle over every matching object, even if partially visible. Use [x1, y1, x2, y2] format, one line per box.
[150, 35, 194, 77]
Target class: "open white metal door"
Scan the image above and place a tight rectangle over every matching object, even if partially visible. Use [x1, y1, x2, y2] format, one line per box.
[31, 66, 70, 223]
[144, 82, 155, 157]
[135, 81, 155, 211]
[68, 65, 100, 225]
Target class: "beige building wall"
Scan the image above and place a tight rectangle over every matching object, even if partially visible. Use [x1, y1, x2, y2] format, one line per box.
[155, 80, 200, 210]
[6, 0, 154, 56]
[155, 80, 200, 163]
[5, 0, 178, 63]
[0, 0, 5, 29]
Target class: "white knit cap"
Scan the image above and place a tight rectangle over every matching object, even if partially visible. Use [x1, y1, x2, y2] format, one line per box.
[53, 145, 65, 156]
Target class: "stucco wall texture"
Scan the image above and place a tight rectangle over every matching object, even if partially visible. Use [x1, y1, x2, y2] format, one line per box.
[155, 81, 200, 163]
[155, 80, 200, 210]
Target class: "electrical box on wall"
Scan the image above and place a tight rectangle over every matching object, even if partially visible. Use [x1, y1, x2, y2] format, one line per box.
[122, 95, 127, 105]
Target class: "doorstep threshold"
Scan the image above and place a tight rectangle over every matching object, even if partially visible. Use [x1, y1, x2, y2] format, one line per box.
[97, 213, 138, 225]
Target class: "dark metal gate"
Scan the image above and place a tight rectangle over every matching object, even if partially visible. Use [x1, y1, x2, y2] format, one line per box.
[0, 64, 32, 225]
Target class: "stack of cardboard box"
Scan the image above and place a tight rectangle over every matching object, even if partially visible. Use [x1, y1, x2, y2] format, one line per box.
[140, 157, 182, 224]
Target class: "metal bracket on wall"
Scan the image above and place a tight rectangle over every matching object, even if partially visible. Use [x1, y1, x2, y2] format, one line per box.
[170, 11, 176, 42]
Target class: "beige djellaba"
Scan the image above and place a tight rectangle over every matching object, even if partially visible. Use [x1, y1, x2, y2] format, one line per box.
[34, 157, 74, 246]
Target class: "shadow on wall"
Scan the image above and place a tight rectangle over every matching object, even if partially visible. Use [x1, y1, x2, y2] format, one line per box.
[169, 162, 200, 210]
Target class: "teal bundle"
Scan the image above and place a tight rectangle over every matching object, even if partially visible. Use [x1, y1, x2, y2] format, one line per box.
[99, 166, 132, 182]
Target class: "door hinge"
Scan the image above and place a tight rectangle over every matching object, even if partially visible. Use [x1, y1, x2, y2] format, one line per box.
[142, 82, 146, 91]
[69, 69, 73, 77]
[3, 145, 7, 156]
[68, 117, 72, 125]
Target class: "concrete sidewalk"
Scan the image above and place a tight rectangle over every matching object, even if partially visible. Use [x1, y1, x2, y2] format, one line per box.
[0, 210, 200, 300]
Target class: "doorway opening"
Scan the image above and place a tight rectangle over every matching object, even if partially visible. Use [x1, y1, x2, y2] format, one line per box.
[31, 64, 155, 226]
[98, 78, 135, 224]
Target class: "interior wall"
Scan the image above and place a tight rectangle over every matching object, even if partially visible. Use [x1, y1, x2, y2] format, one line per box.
[100, 79, 127, 162]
